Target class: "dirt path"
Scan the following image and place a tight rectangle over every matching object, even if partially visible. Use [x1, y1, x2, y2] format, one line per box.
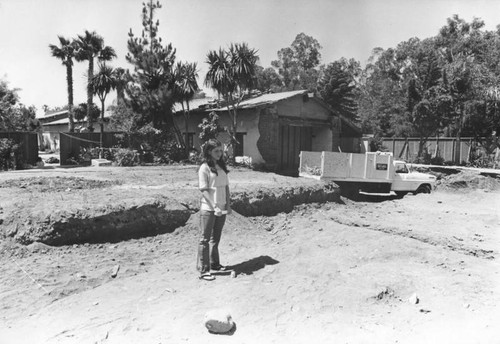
[1, 183, 499, 343]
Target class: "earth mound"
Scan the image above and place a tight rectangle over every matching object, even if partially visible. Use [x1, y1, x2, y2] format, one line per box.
[437, 171, 500, 190]
[0, 176, 120, 192]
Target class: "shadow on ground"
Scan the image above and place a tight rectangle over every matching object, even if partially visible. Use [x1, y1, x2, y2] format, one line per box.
[208, 323, 237, 336]
[341, 193, 414, 203]
[229, 255, 279, 275]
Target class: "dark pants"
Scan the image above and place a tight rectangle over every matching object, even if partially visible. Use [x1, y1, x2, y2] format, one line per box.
[197, 211, 226, 273]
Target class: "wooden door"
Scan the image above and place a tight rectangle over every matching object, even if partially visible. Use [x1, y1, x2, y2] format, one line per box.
[279, 125, 312, 174]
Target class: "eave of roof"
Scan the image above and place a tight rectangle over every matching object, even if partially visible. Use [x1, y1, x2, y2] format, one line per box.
[42, 112, 112, 126]
[211, 90, 308, 112]
[174, 90, 309, 114]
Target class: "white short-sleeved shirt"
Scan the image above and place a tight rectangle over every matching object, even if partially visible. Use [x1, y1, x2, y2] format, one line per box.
[198, 163, 229, 211]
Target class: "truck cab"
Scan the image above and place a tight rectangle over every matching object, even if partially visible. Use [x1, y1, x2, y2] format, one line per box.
[391, 160, 436, 196]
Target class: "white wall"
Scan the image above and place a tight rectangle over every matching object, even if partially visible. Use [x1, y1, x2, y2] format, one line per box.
[175, 110, 265, 164]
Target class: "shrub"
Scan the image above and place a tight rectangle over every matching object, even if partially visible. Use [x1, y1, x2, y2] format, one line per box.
[119, 124, 187, 164]
[413, 148, 432, 165]
[368, 137, 389, 152]
[0, 139, 22, 171]
[113, 148, 139, 166]
[199, 111, 224, 144]
[78, 146, 115, 163]
[430, 156, 444, 165]
[188, 150, 203, 165]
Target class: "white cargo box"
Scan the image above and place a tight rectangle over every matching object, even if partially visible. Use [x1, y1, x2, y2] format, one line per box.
[299, 151, 394, 182]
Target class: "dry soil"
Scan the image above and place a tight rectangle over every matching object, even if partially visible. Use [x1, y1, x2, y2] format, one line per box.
[0, 166, 499, 344]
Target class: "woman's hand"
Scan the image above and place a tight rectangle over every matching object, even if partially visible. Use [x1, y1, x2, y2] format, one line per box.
[214, 206, 223, 217]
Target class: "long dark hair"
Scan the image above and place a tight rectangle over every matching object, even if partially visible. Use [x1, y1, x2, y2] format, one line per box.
[201, 139, 229, 175]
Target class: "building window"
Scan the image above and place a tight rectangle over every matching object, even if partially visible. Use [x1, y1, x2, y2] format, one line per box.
[185, 133, 195, 149]
[235, 132, 245, 156]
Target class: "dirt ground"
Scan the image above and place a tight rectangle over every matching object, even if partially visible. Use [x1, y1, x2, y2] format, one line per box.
[0, 166, 499, 343]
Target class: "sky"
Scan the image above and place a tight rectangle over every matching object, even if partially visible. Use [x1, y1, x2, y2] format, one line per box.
[1, 0, 500, 115]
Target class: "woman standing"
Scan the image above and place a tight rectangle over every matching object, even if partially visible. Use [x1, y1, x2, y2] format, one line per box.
[197, 139, 232, 281]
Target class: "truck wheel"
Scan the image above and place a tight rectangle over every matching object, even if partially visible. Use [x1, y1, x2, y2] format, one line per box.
[395, 191, 407, 199]
[415, 185, 431, 194]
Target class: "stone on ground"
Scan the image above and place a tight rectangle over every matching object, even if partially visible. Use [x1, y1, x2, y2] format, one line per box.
[204, 309, 234, 334]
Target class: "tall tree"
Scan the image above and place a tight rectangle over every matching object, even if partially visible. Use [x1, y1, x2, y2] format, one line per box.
[399, 39, 453, 156]
[436, 16, 489, 162]
[173, 61, 199, 155]
[358, 47, 408, 138]
[75, 30, 116, 131]
[271, 33, 322, 92]
[49, 36, 77, 132]
[205, 42, 259, 161]
[91, 63, 117, 156]
[254, 66, 283, 92]
[317, 58, 361, 122]
[125, 0, 179, 139]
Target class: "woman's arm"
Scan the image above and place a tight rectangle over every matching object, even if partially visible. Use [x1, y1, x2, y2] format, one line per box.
[225, 185, 232, 214]
[201, 190, 216, 210]
[199, 164, 219, 213]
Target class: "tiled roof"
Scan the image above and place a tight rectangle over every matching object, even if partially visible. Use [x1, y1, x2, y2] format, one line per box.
[36, 109, 68, 119]
[173, 90, 308, 113]
[173, 97, 216, 113]
[42, 111, 112, 126]
[212, 90, 307, 112]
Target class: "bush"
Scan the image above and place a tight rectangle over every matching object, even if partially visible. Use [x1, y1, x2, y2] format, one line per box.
[0, 139, 22, 171]
[413, 148, 432, 165]
[116, 124, 188, 164]
[467, 149, 496, 168]
[78, 146, 115, 163]
[368, 137, 389, 152]
[430, 156, 444, 165]
[113, 148, 139, 166]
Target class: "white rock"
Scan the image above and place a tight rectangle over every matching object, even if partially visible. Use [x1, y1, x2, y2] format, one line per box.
[204, 309, 234, 334]
[111, 265, 120, 278]
[408, 293, 419, 304]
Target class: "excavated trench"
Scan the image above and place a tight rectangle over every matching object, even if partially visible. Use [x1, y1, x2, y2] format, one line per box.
[1, 183, 340, 246]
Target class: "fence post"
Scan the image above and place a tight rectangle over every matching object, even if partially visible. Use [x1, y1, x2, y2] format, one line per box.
[452, 139, 456, 164]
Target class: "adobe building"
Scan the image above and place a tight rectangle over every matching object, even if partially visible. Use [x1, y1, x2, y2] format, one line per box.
[174, 90, 361, 174]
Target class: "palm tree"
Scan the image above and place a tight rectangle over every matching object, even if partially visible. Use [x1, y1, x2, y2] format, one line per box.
[174, 61, 199, 155]
[205, 43, 258, 160]
[75, 30, 116, 131]
[49, 36, 77, 132]
[90, 63, 117, 157]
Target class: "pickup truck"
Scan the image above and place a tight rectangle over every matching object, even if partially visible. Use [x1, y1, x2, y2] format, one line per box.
[299, 151, 436, 198]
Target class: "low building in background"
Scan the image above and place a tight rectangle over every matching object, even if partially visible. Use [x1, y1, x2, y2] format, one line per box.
[37, 109, 111, 151]
[174, 90, 361, 175]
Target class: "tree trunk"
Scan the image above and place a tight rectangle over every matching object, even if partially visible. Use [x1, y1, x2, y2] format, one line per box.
[87, 57, 94, 131]
[100, 98, 105, 158]
[418, 135, 425, 159]
[455, 109, 463, 164]
[227, 93, 237, 163]
[183, 101, 190, 156]
[66, 63, 75, 132]
[172, 121, 185, 150]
